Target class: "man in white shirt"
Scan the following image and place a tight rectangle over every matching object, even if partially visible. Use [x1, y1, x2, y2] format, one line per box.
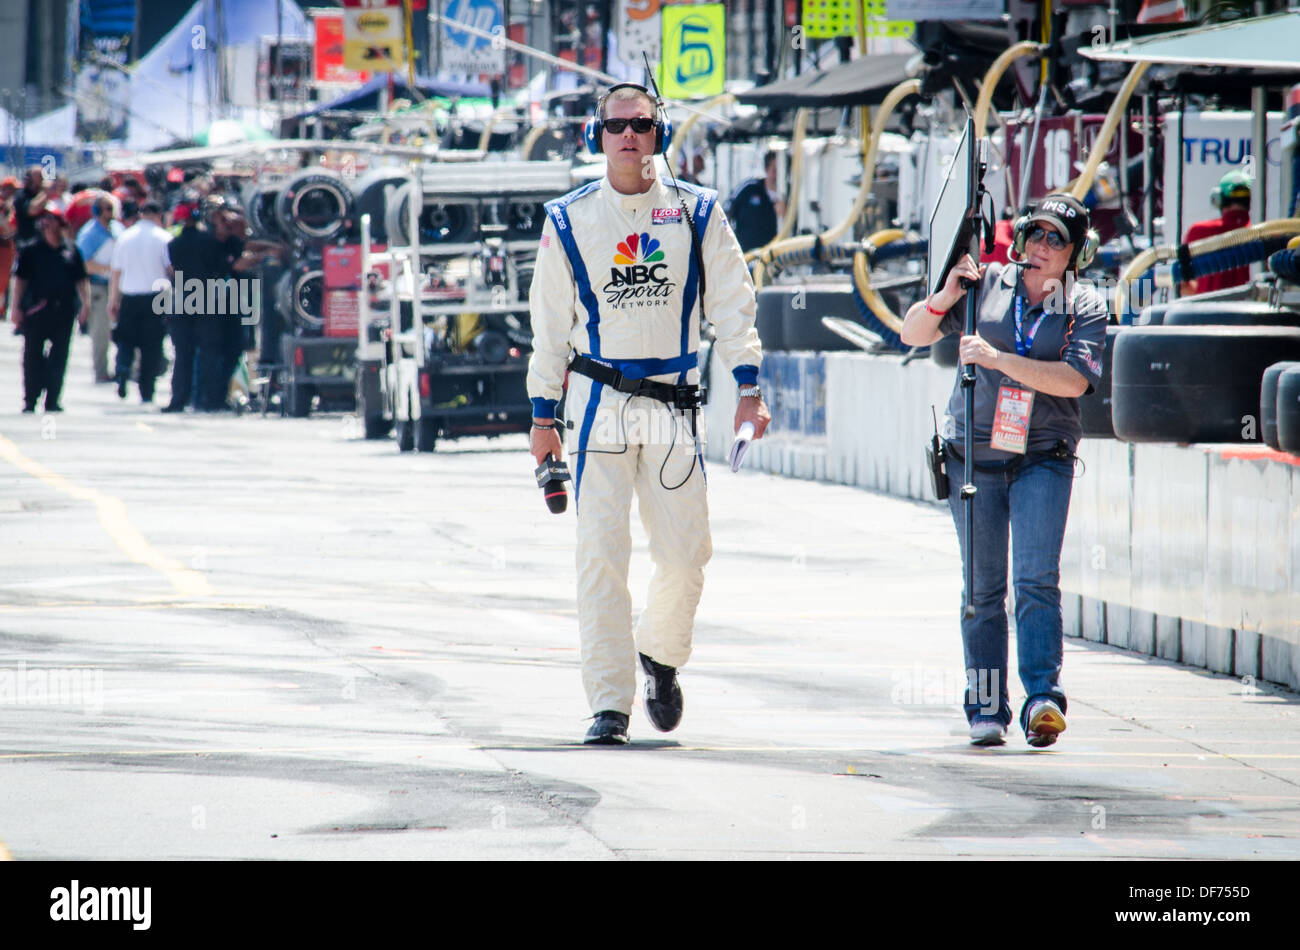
[76, 197, 123, 382]
[109, 200, 172, 403]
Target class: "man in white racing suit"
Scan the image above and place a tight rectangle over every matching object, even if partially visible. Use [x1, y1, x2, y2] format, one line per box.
[528, 84, 770, 744]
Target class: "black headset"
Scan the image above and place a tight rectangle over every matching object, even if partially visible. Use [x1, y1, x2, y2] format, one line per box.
[584, 82, 673, 156]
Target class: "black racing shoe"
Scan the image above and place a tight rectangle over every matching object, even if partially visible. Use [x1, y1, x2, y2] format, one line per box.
[584, 710, 629, 745]
[639, 652, 683, 733]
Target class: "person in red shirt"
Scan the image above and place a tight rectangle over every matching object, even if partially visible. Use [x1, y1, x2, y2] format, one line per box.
[1180, 170, 1252, 296]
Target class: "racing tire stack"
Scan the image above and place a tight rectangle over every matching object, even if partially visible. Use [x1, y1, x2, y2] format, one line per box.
[1273, 366, 1300, 454]
[1262, 361, 1300, 450]
[1111, 326, 1300, 444]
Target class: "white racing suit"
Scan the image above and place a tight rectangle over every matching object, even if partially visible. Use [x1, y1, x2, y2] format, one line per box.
[527, 176, 762, 716]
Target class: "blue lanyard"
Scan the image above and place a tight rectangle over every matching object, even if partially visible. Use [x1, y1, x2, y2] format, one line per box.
[1013, 294, 1047, 358]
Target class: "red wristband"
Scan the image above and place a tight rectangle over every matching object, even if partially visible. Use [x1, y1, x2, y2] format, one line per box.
[926, 300, 947, 316]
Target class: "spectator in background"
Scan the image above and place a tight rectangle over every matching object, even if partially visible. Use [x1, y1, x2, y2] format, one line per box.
[76, 196, 123, 383]
[120, 199, 140, 229]
[109, 200, 172, 404]
[1181, 170, 1252, 296]
[11, 208, 90, 412]
[0, 177, 18, 320]
[725, 151, 784, 253]
[162, 203, 206, 412]
[13, 167, 51, 244]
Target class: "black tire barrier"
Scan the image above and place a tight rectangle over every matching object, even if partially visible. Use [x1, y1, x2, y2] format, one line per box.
[275, 265, 325, 336]
[384, 183, 477, 246]
[754, 287, 787, 352]
[350, 168, 408, 244]
[1112, 326, 1300, 444]
[1261, 361, 1300, 450]
[1162, 301, 1300, 328]
[275, 168, 355, 243]
[525, 127, 571, 162]
[244, 186, 283, 242]
[930, 333, 959, 368]
[782, 286, 876, 351]
[1277, 367, 1300, 453]
[506, 199, 545, 240]
[1078, 325, 1123, 439]
[1134, 302, 1174, 326]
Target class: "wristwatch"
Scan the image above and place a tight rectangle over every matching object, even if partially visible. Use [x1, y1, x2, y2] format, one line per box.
[738, 385, 762, 399]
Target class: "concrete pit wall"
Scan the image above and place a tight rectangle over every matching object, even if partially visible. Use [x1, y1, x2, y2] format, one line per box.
[705, 348, 1300, 690]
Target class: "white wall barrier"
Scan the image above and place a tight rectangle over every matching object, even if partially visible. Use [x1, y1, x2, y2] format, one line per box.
[708, 348, 1300, 690]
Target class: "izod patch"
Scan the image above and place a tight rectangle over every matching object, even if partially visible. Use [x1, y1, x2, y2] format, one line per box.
[990, 384, 1034, 455]
[652, 207, 682, 225]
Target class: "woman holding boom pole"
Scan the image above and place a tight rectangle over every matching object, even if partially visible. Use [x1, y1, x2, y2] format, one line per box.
[900, 193, 1108, 748]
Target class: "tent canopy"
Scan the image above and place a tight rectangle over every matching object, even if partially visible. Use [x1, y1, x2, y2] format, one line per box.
[736, 54, 914, 109]
[1082, 11, 1300, 81]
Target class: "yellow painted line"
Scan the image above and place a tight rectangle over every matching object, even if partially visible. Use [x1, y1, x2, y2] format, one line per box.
[0, 433, 211, 598]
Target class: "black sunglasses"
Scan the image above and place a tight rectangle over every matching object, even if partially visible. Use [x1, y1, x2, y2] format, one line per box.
[1026, 225, 1069, 250]
[603, 117, 656, 135]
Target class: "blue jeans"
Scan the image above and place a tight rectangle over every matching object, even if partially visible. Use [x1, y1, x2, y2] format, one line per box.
[945, 451, 1073, 731]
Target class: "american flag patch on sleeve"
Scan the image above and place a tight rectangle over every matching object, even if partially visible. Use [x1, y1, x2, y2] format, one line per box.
[540, 234, 551, 248]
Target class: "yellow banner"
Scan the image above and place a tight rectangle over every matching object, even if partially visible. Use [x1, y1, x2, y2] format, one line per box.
[343, 7, 406, 73]
[661, 3, 725, 99]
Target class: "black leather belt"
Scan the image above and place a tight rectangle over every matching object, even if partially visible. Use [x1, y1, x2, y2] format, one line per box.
[569, 355, 706, 411]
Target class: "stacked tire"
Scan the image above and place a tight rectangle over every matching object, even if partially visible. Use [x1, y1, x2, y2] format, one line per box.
[754, 283, 900, 352]
[1263, 362, 1300, 452]
[266, 167, 356, 418]
[1112, 326, 1300, 443]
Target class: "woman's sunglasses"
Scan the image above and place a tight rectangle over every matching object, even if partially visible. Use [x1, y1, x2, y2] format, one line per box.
[602, 117, 657, 135]
[1026, 225, 1069, 250]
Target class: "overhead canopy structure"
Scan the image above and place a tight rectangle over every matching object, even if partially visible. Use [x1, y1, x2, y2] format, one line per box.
[293, 75, 493, 119]
[735, 54, 913, 109]
[1081, 11, 1300, 85]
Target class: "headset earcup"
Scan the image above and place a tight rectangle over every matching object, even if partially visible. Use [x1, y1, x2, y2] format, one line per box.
[584, 118, 602, 156]
[1074, 228, 1100, 271]
[659, 115, 673, 155]
[1011, 214, 1031, 258]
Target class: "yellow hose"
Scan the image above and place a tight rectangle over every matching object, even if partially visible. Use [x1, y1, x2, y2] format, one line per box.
[520, 123, 550, 159]
[973, 41, 1047, 137]
[665, 93, 736, 174]
[1066, 61, 1150, 202]
[1115, 218, 1300, 317]
[750, 79, 920, 289]
[822, 79, 921, 245]
[746, 107, 810, 270]
[852, 229, 909, 334]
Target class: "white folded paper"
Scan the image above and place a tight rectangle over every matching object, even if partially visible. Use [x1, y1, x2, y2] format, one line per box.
[729, 421, 755, 472]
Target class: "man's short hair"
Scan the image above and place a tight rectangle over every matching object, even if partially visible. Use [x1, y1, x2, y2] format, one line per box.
[121, 199, 139, 219]
[599, 84, 656, 121]
[140, 200, 163, 217]
[764, 151, 778, 169]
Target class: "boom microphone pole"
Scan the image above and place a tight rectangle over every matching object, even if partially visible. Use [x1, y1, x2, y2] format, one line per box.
[959, 135, 992, 621]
